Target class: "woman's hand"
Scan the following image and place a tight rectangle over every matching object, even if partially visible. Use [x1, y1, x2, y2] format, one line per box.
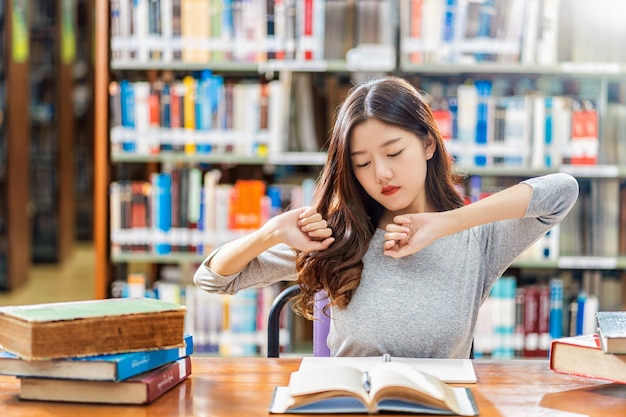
[268, 207, 334, 253]
[382, 212, 446, 258]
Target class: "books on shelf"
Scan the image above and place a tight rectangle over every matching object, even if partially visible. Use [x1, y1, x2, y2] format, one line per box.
[19, 356, 192, 405]
[400, 0, 624, 66]
[596, 311, 626, 354]
[110, 0, 395, 65]
[110, 76, 280, 158]
[110, 174, 319, 257]
[549, 334, 626, 384]
[0, 298, 186, 360]
[0, 334, 193, 381]
[184, 284, 288, 356]
[269, 361, 478, 415]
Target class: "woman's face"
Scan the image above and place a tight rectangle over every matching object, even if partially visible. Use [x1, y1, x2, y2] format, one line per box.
[349, 119, 435, 216]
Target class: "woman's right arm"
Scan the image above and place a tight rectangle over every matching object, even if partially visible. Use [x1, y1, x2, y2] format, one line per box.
[193, 207, 334, 293]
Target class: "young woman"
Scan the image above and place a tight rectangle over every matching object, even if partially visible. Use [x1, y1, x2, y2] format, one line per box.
[194, 76, 579, 358]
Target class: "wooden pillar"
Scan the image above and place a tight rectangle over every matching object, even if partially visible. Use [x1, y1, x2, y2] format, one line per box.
[93, 0, 110, 299]
[6, 0, 32, 289]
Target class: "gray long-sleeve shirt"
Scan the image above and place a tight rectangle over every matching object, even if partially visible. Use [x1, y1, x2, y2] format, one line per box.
[194, 173, 579, 358]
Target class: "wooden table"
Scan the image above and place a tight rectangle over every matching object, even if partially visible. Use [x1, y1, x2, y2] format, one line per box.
[1, 357, 626, 416]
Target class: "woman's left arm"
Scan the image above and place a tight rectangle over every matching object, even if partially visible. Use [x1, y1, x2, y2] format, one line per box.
[383, 173, 579, 258]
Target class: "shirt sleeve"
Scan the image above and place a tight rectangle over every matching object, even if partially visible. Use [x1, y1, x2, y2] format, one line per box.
[193, 243, 298, 295]
[478, 172, 579, 279]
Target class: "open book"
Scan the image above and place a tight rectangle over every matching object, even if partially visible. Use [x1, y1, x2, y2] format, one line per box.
[298, 356, 477, 383]
[269, 361, 478, 415]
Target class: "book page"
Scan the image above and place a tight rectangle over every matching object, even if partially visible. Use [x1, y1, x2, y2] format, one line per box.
[299, 356, 476, 383]
[369, 362, 471, 416]
[369, 362, 443, 401]
[286, 365, 367, 398]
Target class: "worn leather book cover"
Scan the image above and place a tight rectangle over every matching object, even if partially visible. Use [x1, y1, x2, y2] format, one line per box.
[0, 298, 186, 360]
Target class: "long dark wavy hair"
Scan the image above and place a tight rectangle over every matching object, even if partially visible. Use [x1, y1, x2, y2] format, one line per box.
[293, 76, 464, 320]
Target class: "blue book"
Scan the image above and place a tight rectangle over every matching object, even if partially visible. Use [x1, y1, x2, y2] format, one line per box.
[0, 334, 193, 381]
[576, 291, 587, 336]
[119, 79, 136, 152]
[544, 97, 553, 168]
[153, 172, 172, 254]
[549, 278, 564, 341]
[196, 70, 214, 153]
[474, 80, 492, 167]
[474, 0, 495, 61]
[160, 82, 173, 152]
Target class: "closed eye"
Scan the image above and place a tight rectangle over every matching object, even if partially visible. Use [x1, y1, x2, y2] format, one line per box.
[388, 149, 403, 158]
[355, 161, 370, 168]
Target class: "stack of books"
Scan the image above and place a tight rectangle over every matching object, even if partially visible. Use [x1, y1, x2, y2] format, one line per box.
[0, 298, 192, 404]
[549, 311, 626, 383]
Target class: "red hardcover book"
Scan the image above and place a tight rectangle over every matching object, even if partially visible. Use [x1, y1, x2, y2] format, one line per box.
[523, 286, 539, 357]
[148, 83, 161, 154]
[550, 334, 626, 384]
[432, 109, 452, 142]
[302, 0, 313, 60]
[19, 356, 192, 404]
[537, 285, 550, 357]
[130, 181, 148, 252]
[170, 81, 184, 152]
[570, 107, 598, 165]
[409, 0, 423, 63]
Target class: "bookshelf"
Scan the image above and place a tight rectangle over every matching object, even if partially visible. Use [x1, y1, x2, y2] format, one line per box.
[0, 0, 31, 290]
[29, 0, 77, 263]
[93, 0, 395, 301]
[93, 0, 626, 356]
[393, 0, 626, 357]
[74, 0, 95, 241]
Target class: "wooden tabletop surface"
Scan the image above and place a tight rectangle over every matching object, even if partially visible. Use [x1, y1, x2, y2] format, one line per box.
[1, 357, 625, 416]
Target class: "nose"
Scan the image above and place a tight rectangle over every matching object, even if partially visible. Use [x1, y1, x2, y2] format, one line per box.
[375, 161, 392, 184]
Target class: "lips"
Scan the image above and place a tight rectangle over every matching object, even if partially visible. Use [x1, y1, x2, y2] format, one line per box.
[381, 186, 400, 196]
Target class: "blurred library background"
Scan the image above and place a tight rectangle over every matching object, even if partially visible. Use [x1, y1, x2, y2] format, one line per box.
[1, 0, 626, 358]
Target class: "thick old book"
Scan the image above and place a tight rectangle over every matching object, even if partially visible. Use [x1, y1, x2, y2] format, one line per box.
[596, 311, 626, 354]
[269, 361, 479, 415]
[19, 356, 191, 404]
[549, 334, 626, 383]
[0, 334, 193, 381]
[0, 298, 186, 360]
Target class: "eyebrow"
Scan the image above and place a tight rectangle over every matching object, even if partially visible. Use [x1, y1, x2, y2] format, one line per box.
[350, 137, 403, 157]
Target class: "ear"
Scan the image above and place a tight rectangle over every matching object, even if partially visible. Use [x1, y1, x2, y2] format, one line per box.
[424, 135, 436, 160]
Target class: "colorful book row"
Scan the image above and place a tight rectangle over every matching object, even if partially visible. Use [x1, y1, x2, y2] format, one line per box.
[431, 79, 600, 169]
[110, 0, 392, 64]
[109, 169, 314, 255]
[400, 0, 626, 66]
[109, 74, 284, 157]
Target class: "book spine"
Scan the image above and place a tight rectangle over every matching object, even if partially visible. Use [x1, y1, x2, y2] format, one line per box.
[160, 82, 173, 151]
[537, 284, 550, 357]
[409, 0, 423, 63]
[134, 81, 151, 154]
[274, 0, 285, 59]
[182, 75, 197, 154]
[211, 0, 224, 61]
[153, 172, 172, 254]
[144, 356, 192, 403]
[161, 0, 174, 61]
[148, 0, 163, 60]
[549, 278, 564, 343]
[474, 79, 492, 167]
[187, 167, 202, 253]
[119, 80, 137, 152]
[117, 334, 194, 380]
[523, 286, 539, 357]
